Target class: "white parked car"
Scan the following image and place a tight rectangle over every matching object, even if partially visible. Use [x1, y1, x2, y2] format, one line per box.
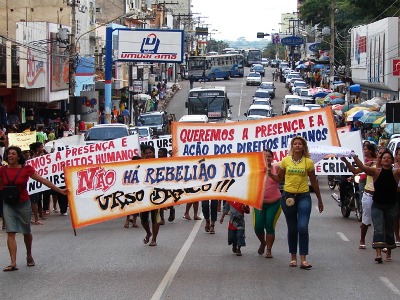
[282, 95, 304, 115]
[246, 72, 262, 86]
[287, 105, 310, 115]
[84, 123, 131, 144]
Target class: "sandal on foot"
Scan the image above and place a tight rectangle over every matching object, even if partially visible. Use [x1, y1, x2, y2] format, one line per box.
[209, 225, 215, 234]
[193, 216, 202, 220]
[300, 262, 312, 269]
[257, 243, 266, 255]
[359, 244, 366, 249]
[33, 221, 44, 225]
[205, 222, 210, 232]
[124, 221, 130, 228]
[183, 214, 191, 220]
[236, 250, 242, 256]
[265, 249, 273, 258]
[3, 265, 18, 272]
[289, 260, 297, 267]
[27, 258, 35, 267]
[385, 257, 392, 262]
[143, 234, 152, 245]
[149, 241, 157, 247]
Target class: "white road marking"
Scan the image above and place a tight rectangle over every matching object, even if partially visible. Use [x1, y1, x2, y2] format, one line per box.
[337, 232, 349, 241]
[151, 219, 202, 300]
[380, 277, 400, 296]
[237, 78, 245, 117]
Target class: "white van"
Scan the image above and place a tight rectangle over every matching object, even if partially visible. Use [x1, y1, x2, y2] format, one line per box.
[287, 105, 310, 115]
[282, 95, 303, 115]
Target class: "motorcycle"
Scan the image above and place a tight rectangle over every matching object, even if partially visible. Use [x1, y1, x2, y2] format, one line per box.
[327, 175, 340, 190]
[331, 175, 362, 221]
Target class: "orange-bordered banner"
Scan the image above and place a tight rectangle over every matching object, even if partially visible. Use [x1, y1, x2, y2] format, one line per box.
[64, 152, 266, 229]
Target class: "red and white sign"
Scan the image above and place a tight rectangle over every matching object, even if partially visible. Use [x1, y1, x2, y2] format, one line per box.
[393, 58, 400, 76]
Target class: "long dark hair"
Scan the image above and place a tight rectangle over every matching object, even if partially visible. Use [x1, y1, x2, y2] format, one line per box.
[4, 146, 26, 166]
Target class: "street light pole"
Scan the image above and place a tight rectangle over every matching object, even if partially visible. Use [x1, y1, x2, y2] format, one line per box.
[69, 0, 77, 133]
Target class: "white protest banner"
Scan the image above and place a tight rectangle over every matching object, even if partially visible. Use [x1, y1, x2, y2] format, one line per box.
[44, 134, 86, 153]
[315, 130, 364, 175]
[171, 107, 339, 162]
[26, 134, 140, 194]
[8, 131, 36, 151]
[140, 135, 172, 157]
[64, 152, 266, 229]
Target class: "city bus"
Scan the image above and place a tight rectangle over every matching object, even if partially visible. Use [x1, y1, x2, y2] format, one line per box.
[187, 53, 244, 81]
[244, 49, 262, 67]
[185, 86, 232, 122]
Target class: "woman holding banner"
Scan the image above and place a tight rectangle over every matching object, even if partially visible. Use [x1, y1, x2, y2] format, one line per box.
[1, 146, 67, 272]
[268, 136, 323, 269]
[254, 149, 282, 258]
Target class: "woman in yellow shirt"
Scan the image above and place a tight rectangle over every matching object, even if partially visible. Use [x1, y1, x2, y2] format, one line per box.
[268, 136, 323, 269]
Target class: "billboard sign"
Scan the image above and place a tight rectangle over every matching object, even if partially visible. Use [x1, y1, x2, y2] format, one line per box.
[117, 29, 184, 63]
[281, 36, 304, 46]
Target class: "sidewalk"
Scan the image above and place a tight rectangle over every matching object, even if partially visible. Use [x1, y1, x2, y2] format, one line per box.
[158, 82, 182, 111]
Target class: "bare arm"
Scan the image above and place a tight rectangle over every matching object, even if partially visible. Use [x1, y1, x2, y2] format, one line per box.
[351, 155, 376, 176]
[308, 169, 323, 213]
[268, 167, 285, 183]
[31, 173, 67, 195]
[340, 157, 363, 174]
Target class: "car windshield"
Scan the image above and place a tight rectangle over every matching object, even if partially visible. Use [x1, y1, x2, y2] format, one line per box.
[300, 90, 309, 96]
[139, 115, 163, 126]
[254, 91, 269, 98]
[86, 127, 128, 141]
[248, 109, 271, 117]
[253, 100, 271, 106]
[288, 98, 302, 105]
[248, 73, 260, 78]
[295, 82, 307, 87]
[260, 83, 274, 89]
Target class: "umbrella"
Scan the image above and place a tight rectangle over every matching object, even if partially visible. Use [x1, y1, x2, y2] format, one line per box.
[345, 106, 366, 116]
[313, 91, 329, 98]
[332, 104, 344, 111]
[384, 123, 400, 135]
[358, 111, 384, 124]
[372, 116, 386, 128]
[346, 109, 370, 122]
[296, 64, 307, 69]
[329, 98, 345, 105]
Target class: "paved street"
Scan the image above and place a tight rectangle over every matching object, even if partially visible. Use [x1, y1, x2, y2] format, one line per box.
[1, 68, 400, 300]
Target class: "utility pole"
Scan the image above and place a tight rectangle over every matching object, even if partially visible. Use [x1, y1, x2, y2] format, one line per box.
[330, 0, 335, 88]
[68, 0, 77, 133]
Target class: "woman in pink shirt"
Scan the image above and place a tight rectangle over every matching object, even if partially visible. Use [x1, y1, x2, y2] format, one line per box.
[253, 149, 282, 258]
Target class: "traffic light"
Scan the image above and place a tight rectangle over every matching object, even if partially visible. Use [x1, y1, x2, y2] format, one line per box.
[257, 32, 265, 38]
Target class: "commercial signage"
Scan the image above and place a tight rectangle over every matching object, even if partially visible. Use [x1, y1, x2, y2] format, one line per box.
[308, 42, 321, 52]
[281, 36, 304, 46]
[393, 58, 400, 76]
[117, 29, 184, 63]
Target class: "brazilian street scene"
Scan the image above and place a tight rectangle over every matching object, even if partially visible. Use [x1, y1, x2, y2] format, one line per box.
[0, 0, 400, 299]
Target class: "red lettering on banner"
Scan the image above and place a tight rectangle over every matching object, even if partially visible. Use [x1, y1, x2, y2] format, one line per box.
[255, 119, 306, 138]
[76, 166, 116, 195]
[309, 116, 315, 127]
[180, 129, 235, 143]
[242, 128, 248, 140]
[317, 115, 324, 126]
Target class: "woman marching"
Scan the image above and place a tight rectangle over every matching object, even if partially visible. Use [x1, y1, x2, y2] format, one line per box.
[1, 146, 67, 272]
[253, 149, 282, 258]
[344, 150, 400, 263]
[268, 136, 323, 269]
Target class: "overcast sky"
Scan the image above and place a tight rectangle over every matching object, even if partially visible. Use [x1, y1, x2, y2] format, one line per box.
[191, 0, 298, 41]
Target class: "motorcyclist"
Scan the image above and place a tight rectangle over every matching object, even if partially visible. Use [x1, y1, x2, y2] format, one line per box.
[339, 175, 353, 207]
